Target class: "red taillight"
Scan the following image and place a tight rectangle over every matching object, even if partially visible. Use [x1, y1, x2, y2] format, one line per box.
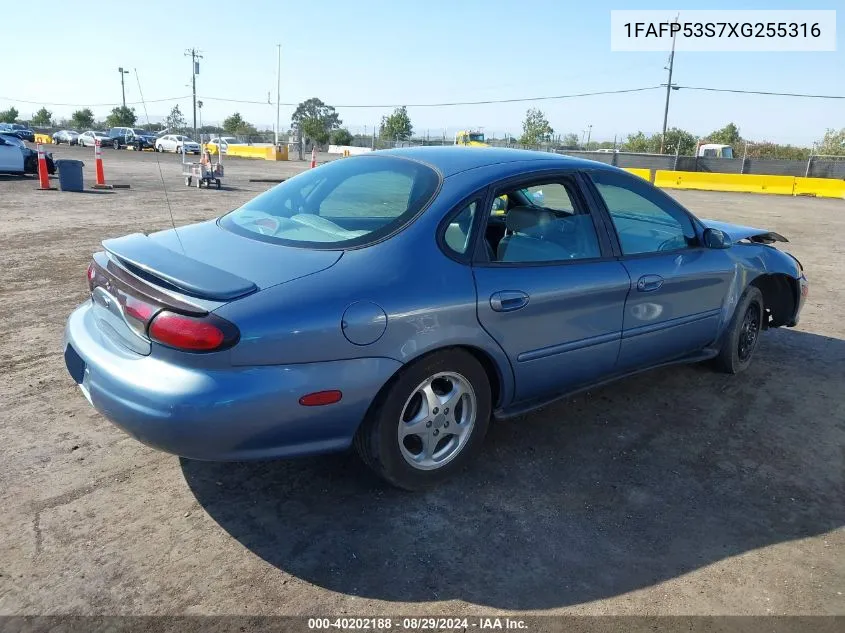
[87, 262, 96, 291]
[123, 295, 156, 322]
[299, 390, 343, 406]
[149, 311, 228, 351]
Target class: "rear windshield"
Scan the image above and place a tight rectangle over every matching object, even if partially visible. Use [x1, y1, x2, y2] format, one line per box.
[221, 155, 440, 248]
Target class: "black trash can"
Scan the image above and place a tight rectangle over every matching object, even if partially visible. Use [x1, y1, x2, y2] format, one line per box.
[55, 159, 85, 192]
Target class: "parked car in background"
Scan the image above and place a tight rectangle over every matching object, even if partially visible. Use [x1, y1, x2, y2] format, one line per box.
[0, 133, 55, 175]
[155, 135, 201, 154]
[77, 130, 111, 147]
[0, 123, 35, 142]
[107, 127, 157, 150]
[206, 136, 239, 155]
[52, 130, 80, 145]
[63, 147, 807, 490]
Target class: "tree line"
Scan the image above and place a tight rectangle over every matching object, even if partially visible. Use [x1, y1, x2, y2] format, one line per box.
[2, 100, 842, 157]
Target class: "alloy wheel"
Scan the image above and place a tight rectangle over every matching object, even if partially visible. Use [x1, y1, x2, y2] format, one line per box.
[398, 371, 477, 471]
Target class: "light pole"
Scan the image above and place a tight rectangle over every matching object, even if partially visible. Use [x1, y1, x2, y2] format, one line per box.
[275, 44, 281, 147]
[118, 67, 129, 108]
[185, 49, 203, 142]
[197, 100, 203, 139]
[660, 15, 680, 154]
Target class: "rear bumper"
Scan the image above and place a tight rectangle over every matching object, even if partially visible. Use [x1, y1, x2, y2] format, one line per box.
[64, 302, 402, 461]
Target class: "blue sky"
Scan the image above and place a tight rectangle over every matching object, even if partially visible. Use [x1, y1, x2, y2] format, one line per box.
[3, 0, 842, 144]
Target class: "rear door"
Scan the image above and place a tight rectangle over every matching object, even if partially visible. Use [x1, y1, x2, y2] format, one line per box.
[586, 169, 733, 371]
[471, 172, 630, 403]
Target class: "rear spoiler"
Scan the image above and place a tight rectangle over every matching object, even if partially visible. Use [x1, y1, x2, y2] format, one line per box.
[102, 233, 257, 301]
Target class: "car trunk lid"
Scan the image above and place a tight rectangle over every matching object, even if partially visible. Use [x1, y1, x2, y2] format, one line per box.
[103, 220, 343, 298]
[91, 220, 342, 354]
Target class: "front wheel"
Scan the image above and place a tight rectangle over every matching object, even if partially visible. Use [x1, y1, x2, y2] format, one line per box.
[713, 286, 764, 374]
[355, 349, 492, 490]
[113, 139, 120, 150]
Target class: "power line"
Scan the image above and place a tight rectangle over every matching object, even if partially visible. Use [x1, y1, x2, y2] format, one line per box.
[0, 95, 191, 107]
[199, 86, 664, 108]
[674, 86, 845, 99]
[3, 85, 843, 112]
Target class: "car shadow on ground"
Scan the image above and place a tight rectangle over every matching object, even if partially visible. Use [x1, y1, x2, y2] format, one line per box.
[181, 328, 844, 609]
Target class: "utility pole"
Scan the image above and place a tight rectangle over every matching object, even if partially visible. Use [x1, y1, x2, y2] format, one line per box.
[185, 48, 203, 142]
[197, 100, 203, 139]
[118, 67, 129, 108]
[585, 124, 593, 147]
[275, 44, 281, 147]
[660, 15, 679, 154]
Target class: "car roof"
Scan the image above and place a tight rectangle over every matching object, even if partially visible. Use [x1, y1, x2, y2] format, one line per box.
[376, 145, 608, 177]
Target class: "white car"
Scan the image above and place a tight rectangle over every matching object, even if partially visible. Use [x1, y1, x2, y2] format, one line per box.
[206, 136, 239, 155]
[77, 131, 111, 148]
[155, 135, 201, 154]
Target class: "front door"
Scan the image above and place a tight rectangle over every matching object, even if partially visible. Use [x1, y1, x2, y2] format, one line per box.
[587, 169, 733, 371]
[473, 174, 630, 403]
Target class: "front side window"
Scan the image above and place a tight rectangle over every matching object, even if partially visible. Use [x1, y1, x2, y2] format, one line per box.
[590, 170, 696, 255]
[491, 180, 601, 263]
[221, 156, 440, 248]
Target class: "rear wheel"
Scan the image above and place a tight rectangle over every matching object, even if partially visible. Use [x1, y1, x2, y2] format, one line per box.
[355, 349, 492, 490]
[713, 286, 764, 374]
[113, 139, 120, 150]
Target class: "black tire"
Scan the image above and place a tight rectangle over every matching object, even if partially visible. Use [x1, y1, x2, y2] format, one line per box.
[215, 179, 221, 189]
[713, 286, 764, 374]
[354, 348, 492, 490]
[113, 139, 120, 150]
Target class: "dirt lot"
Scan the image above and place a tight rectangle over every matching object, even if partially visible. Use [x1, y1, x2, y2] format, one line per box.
[0, 147, 842, 616]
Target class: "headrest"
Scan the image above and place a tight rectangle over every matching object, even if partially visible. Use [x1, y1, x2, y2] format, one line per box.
[505, 206, 556, 233]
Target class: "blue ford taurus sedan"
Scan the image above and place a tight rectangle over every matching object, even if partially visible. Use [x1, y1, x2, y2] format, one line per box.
[64, 147, 808, 489]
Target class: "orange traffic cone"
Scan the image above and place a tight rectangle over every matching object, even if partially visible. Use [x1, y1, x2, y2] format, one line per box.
[36, 143, 54, 191]
[92, 139, 110, 189]
[310, 146, 317, 168]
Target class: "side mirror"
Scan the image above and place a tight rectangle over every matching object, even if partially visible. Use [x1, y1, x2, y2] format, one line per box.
[703, 227, 732, 249]
[531, 190, 545, 205]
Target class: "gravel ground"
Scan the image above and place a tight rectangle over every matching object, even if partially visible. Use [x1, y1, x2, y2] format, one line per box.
[0, 147, 842, 616]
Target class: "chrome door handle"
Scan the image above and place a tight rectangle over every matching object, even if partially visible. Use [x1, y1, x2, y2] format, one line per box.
[490, 290, 529, 312]
[636, 274, 664, 292]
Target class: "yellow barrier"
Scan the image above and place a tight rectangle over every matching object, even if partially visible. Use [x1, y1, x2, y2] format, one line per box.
[622, 167, 652, 182]
[793, 177, 845, 199]
[654, 170, 796, 196]
[225, 145, 288, 161]
[34, 133, 52, 144]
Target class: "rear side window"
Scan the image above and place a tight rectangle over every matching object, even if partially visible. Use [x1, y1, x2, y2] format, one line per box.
[221, 156, 440, 248]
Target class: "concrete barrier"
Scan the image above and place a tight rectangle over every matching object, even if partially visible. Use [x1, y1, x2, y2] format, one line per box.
[654, 170, 797, 196]
[622, 167, 652, 182]
[225, 145, 288, 161]
[793, 177, 845, 199]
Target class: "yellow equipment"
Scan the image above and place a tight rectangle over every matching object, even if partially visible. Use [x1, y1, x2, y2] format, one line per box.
[455, 130, 488, 147]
